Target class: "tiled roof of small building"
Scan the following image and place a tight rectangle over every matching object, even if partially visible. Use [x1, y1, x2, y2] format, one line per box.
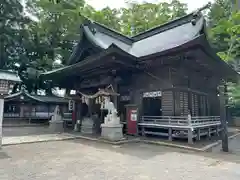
[4, 91, 68, 103]
[0, 70, 21, 82]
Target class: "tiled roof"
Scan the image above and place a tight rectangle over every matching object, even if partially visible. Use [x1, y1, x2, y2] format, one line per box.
[0, 70, 21, 82]
[4, 91, 68, 103]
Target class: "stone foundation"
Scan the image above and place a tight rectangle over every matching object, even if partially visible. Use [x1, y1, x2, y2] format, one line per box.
[101, 124, 123, 141]
[49, 121, 64, 132]
[81, 117, 94, 134]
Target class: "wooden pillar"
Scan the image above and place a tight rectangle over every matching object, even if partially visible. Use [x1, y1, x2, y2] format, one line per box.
[113, 79, 118, 110]
[188, 129, 193, 144]
[216, 125, 219, 136]
[207, 127, 211, 139]
[20, 104, 24, 118]
[197, 128, 201, 141]
[73, 101, 77, 131]
[168, 128, 172, 141]
[219, 83, 229, 152]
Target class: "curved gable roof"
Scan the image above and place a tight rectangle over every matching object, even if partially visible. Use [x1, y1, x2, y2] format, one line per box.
[80, 11, 205, 58]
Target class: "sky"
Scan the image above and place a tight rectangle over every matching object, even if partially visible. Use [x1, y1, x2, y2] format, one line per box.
[86, 0, 214, 12]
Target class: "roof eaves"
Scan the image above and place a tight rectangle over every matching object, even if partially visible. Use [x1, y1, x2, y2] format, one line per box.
[82, 25, 107, 49]
[198, 36, 240, 82]
[4, 91, 23, 100]
[40, 45, 137, 79]
[26, 93, 45, 103]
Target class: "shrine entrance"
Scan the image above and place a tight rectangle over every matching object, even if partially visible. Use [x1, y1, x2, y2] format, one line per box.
[142, 91, 162, 116]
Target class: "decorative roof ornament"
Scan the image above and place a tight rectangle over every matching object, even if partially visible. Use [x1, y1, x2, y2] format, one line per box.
[191, 2, 212, 26]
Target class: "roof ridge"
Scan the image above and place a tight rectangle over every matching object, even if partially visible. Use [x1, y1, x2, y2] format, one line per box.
[81, 16, 133, 45]
[80, 3, 210, 42]
[0, 69, 18, 74]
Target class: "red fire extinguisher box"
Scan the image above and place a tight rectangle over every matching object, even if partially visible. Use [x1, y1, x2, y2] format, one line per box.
[125, 104, 138, 135]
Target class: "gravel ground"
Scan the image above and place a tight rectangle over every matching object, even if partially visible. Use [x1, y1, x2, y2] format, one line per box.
[0, 139, 240, 180]
[2, 126, 54, 137]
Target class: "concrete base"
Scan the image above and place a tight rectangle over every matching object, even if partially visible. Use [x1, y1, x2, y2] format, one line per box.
[233, 117, 240, 127]
[49, 121, 64, 132]
[81, 117, 94, 134]
[101, 124, 123, 141]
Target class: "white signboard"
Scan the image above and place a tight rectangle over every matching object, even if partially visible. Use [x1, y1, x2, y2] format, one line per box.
[68, 100, 75, 111]
[131, 113, 137, 121]
[143, 91, 162, 98]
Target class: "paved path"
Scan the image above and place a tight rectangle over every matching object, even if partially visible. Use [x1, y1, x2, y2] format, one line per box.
[1, 140, 240, 180]
[2, 134, 75, 146]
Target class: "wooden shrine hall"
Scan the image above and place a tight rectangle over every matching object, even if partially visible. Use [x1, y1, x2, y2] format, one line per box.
[40, 5, 239, 143]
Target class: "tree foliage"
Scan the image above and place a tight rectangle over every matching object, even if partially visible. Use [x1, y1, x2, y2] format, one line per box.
[25, 0, 85, 66]
[208, 0, 240, 64]
[0, 0, 31, 69]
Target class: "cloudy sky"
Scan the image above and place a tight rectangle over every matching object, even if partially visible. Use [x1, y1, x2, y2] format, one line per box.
[86, 0, 213, 12]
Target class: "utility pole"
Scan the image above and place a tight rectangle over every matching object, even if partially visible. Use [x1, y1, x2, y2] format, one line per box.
[0, 94, 4, 149]
[219, 83, 229, 152]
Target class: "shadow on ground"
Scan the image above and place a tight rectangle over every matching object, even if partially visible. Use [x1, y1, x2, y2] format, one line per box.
[0, 151, 11, 160]
[68, 137, 240, 164]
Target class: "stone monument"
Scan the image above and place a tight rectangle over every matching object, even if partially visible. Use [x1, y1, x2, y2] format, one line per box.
[49, 105, 64, 132]
[0, 97, 4, 149]
[101, 96, 123, 141]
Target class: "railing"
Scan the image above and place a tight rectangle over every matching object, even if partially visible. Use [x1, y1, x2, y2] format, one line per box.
[4, 112, 54, 119]
[141, 116, 189, 126]
[191, 116, 220, 126]
[141, 116, 220, 127]
[4, 113, 20, 117]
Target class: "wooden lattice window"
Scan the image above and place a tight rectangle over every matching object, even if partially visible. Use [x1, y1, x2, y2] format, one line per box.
[175, 91, 189, 116]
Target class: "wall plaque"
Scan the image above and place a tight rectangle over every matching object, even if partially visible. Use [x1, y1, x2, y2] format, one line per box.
[143, 91, 162, 98]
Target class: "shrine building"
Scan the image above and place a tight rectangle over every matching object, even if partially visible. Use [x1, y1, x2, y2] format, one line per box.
[39, 6, 239, 143]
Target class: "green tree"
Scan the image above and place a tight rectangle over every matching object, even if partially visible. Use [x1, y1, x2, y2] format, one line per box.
[0, 0, 31, 69]
[208, 0, 240, 110]
[216, 12, 240, 64]
[209, 0, 240, 68]
[25, 0, 85, 65]
[208, 0, 234, 53]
